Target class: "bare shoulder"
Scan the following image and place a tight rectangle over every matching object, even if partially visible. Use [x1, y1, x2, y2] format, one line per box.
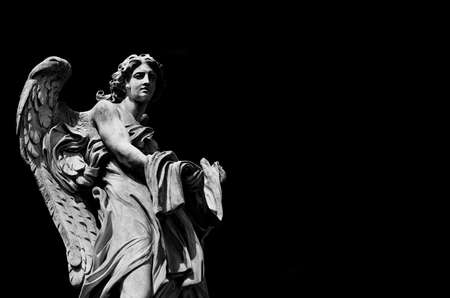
[91, 100, 118, 121]
[93, 99, 116, 113]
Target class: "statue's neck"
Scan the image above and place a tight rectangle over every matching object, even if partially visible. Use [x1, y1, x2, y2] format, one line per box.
[120, 97, 148, 120]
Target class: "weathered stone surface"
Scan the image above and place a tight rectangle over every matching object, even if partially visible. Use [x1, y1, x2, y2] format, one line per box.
[17, 54, 225, 297]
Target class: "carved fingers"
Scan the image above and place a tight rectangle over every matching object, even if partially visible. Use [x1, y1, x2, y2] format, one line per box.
[200, 158, 226, 183]
[213, 161, 226, 183]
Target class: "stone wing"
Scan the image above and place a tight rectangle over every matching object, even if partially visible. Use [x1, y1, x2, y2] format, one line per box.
[16, 57, 102, 287]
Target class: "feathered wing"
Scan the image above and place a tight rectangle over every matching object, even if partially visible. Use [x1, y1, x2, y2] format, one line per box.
[16, 57, 104, 287]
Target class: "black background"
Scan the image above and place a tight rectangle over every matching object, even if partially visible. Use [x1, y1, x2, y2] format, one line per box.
[0, 4, 392, 298]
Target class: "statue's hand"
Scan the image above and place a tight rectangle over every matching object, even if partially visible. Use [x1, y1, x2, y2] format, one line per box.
[214, 161, 226, 183]
[200, 158, 226, 183]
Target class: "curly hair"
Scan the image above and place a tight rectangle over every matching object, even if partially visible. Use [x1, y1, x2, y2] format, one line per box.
[96, 53, 165, 103]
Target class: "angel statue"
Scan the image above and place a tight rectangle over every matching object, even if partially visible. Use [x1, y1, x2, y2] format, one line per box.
[16, 54, 225, 298]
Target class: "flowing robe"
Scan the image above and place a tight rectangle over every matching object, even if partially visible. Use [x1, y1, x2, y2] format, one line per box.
[79, 123, 223, 298]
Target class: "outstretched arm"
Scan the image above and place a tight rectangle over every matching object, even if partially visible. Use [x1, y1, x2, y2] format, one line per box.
[92, 100, 147, 180]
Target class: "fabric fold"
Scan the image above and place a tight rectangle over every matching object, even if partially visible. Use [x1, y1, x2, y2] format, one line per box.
[79, 124, 223, 297]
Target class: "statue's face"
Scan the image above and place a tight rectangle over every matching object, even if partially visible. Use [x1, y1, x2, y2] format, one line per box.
[126, 63, 157, 103]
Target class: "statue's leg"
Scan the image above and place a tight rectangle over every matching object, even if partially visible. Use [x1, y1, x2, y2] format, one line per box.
[120, 263, 153, 298]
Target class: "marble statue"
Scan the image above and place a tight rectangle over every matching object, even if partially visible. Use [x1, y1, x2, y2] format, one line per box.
[16, 54, 225, 298]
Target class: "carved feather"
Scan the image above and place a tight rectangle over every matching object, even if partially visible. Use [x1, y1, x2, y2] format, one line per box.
[16, 57, 102, 287]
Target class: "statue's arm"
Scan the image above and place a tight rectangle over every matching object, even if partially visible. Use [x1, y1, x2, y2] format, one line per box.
[92, 100, 147, 180]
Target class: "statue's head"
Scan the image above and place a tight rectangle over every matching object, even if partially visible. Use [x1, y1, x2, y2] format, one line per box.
[97, 53, 164, 103]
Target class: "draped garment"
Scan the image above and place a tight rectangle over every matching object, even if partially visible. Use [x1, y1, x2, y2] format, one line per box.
[78, 124, 223, 298]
